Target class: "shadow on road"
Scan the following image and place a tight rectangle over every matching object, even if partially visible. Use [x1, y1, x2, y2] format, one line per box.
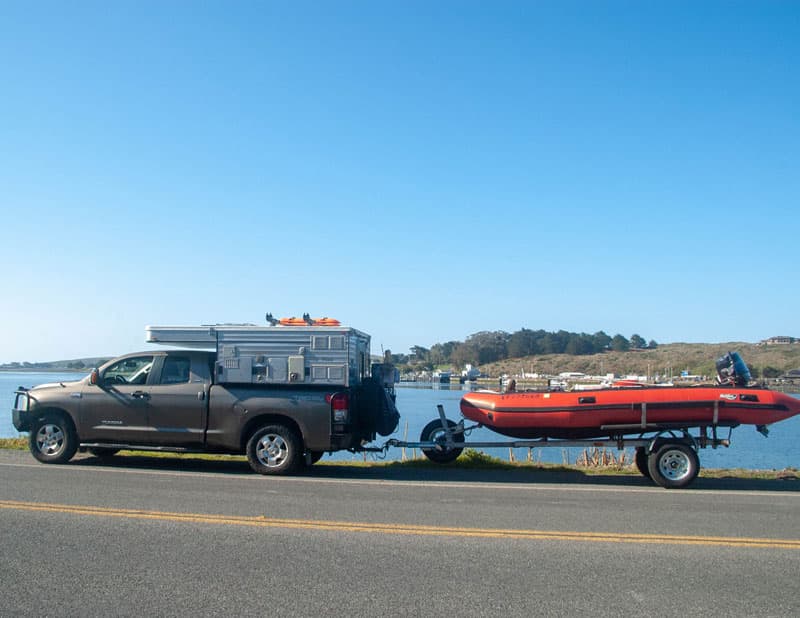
[70, 452, 800, 492]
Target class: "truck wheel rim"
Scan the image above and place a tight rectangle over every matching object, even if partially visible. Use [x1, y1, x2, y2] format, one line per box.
[658, 450, 691, 481]
[36, 424, 65, 456]
[256, 434, 288, 468]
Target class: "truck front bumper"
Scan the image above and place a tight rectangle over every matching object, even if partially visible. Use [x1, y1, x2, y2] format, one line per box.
[12, 408, 31, 432]
[12, 390, 32, 432]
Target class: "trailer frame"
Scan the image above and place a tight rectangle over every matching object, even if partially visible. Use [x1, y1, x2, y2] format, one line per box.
[359, 404, 738, 488]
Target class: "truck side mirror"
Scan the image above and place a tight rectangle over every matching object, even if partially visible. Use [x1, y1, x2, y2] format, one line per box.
[90, 368, 100, 385]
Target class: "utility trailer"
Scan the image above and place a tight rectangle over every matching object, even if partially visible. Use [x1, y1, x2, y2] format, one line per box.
[363, 405, 736, 488]
[374, 354, 800, 489]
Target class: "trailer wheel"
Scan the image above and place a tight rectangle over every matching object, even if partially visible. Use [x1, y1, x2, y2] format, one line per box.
[29, 414, 78, 464]
[246, 424, 301, 475]
[647, 442, 699, 488]
[634, 447, 652, 480]
[420, 419, 464, 464]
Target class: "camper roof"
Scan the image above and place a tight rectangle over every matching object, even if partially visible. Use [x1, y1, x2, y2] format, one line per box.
[145, 324, 367, 349]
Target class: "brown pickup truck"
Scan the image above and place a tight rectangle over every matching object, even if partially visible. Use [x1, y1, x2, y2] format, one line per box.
[12, 349, 399, 474]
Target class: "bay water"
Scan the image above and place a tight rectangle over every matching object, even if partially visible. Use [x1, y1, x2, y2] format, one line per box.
[2, 372, 798, 470]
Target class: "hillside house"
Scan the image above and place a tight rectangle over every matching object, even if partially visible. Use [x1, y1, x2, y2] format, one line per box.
[760, 336, 797, 346]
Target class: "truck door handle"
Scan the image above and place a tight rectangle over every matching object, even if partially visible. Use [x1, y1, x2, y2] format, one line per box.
[131, 391, 150, 400]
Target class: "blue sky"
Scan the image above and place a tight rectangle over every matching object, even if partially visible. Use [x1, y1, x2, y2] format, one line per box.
[1, 1, 798, 363]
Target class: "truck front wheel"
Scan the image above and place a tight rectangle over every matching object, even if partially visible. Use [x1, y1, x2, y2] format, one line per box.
[246, 424, 302, 475]
[29, 414, 78, 464]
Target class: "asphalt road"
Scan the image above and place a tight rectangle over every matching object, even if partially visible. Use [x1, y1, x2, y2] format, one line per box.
[1, 450, 799, 617]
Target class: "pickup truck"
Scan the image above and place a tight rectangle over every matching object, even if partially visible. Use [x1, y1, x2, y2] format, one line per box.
[12, 349, 399, 474]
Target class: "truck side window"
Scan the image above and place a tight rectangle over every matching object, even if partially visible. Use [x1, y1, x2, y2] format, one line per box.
[104, 356, 154, 385]
[159, 356, 191, 385]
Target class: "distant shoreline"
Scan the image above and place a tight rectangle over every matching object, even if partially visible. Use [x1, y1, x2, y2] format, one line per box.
[0, 369, 88, 374]
[14, 341, 798, 380]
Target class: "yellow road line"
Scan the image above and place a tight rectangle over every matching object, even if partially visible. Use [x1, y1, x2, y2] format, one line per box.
[1, 499, 798, 549]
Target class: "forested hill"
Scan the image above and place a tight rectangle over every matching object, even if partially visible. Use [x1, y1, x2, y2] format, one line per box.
[393, 328, 800, 378]
[0, 358, 110, 372]
[399, 330, 656, 368]
[477, 342, 800, 380]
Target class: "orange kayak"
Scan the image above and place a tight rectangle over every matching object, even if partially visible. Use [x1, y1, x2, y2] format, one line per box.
[278, 316, 342, 327]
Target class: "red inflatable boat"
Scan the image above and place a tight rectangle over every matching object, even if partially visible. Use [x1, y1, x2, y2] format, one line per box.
[461, 385, 800, 439]
[460, 353, 800, 439]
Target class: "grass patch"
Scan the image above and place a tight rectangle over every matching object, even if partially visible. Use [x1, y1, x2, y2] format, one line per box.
[0, 438, 28, 450]
[698, 467, 799, 481]
[115, 450, 247, 462]
[431, 448, 517, 469]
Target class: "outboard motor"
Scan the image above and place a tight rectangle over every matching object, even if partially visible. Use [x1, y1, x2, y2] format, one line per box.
[716, 351, 752, 387]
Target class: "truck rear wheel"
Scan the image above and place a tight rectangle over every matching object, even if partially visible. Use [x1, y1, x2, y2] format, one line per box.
[29, 414, 78, 464]
[246, 424, 302, 475]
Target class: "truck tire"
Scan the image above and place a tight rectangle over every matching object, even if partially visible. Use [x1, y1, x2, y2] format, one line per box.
[246, 424, 302, 475]
[29, 414, 78, 464]
[647, 442, 699, 489]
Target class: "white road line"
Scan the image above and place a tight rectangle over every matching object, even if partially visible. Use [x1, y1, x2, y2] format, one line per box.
[1, 461, 797, 498]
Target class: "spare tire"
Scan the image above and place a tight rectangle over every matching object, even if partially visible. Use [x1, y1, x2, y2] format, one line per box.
[354, 377, 400, 437]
